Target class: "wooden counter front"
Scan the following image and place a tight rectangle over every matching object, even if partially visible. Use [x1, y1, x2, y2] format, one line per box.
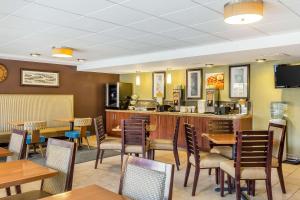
[105, 110, 252, 150]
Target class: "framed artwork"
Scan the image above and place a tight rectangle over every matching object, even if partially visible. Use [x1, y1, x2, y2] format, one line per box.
[20, 68, 60, 87]
[229, 64, 250, 99]
[206, 72, 224, 90]
[152, 72, 165, 98]
[186, 68, 203, 99]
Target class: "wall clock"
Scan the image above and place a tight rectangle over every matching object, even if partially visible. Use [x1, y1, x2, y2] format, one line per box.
[0, 64, 8, 82]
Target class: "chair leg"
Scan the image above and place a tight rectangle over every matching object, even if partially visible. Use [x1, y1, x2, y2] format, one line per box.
[152, 149, 155, 160]
[15, 185, 21, 194]
[100, 150, 105, 164]
[95, 148, 100, 169]
[192, 167, 200, 196]
[277, 166, 286, 193]
[184, 162, 191, 187]
[85, 137, 91, 150]
[5, 187, 11, 196]
[227, 174, 232, 194]
[246, 180, 251, 195]
[38, 144, 44, 157]
[173, 148, 180, 171]
[220, 169, 225, 197]
[208, 168, 212, 175]
[266, 178, 273, 200]
[147, 149, 152, 159]
[26, 145, 30, 159]
[236, 179, 241, 200]
[215, 168, 220, 185]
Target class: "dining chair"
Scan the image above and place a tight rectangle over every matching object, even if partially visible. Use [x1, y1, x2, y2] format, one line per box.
[121, 119, 150, 165]
[65, 118, 92, 150]
[94, 115, 121, 168]
[5, 129, 28, 196]
[1, 138, 76, 200]
[150, 117, 181, 170]
[119, 156, 174, 200]
[24, 121, 47, 159]
[219, 130, 274, 200]
[208, 119, 234, 159]
[184, 123, 228, 196]
[269, 122, 287, 193]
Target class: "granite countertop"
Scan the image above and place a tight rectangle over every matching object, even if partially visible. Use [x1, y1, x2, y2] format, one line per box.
[105, 109, 252, 119]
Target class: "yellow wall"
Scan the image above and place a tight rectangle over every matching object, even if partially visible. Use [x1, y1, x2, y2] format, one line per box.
[120, 62, 300, 158]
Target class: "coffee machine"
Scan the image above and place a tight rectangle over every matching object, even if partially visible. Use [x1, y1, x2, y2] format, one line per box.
[173, 88, 183, 112]
[205, 89, 219, 113]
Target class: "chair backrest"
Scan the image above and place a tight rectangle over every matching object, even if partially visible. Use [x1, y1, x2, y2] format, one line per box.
[24, 121, 47, 143]
[121, 119, 146, 151]
[7, 129, 27, 161]
[94, 116, 106, 147]
[130, 115, 150, 124]
[74, 118, 92, 137]
[235, 130, 273, 178]
[184, 123, 200, 166]
[42, 138, 76, 194]
[208, 119, 234, 134]
[119, 156, 174, 200]
[268, 123, 287, 162]
[172, 117, 180, 148]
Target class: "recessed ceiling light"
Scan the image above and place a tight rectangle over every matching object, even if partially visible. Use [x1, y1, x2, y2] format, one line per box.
[224, 0, 264, 25]
[52, 47, 73, 58]
[30, 53, 41, 57]
[77, 59, 86, 62]
[205, 64, 214, 68]
[256, 58, 267, 63]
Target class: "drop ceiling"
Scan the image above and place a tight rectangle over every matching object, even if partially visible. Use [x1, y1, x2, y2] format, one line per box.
[0, 0, 300, 72]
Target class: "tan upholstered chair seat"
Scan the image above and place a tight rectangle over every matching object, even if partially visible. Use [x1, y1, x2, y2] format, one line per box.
[220, 160, 267, 180]
[0, 131, 11, 143]
[272, 157, 279, 168]
[125, 141, 150, 154]
[0, 190, 51, 200]
[150, 139, 173, 150]
[210, 146, 233, 159]
[189, 152, 228, 168]
[100, 138, 122, 150]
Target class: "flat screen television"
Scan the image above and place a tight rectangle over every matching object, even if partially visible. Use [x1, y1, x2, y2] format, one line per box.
[274, 64, 300, 88]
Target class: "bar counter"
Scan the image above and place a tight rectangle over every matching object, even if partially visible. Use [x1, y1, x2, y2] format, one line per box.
[105, 109, 252, 149]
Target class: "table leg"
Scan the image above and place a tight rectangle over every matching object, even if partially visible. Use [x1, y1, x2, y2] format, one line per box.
[70, 122, 74, 131]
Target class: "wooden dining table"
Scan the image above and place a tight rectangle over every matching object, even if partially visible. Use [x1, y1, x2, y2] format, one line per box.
[39, 184, 127, 200]
[54, 118, 75, 131]
[112, 124, 156, 132]
[0, 148, 12, 157]
[0, 160, 58, 189]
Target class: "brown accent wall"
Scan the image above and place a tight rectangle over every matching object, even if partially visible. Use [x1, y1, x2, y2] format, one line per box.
[0, 59, 119, 118]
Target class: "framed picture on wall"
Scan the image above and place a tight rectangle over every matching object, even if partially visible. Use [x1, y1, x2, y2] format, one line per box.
[229, 64, 250, 99]
[152, 71, 166, 98]
[186, 68, 203, 99]
[20, 68, 60, 87]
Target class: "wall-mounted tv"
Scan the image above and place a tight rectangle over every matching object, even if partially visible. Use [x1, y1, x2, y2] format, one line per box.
[274, 64, 300, 88]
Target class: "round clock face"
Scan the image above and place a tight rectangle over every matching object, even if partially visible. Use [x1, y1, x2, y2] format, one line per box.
[0, 64, 8, 82]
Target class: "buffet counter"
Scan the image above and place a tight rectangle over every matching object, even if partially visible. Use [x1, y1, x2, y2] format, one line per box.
[105, 109, 252, 150]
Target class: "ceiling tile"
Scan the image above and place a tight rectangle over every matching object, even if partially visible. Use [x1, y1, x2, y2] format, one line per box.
[132, 34, 180, 46]
[119, 0, 198, 16]
[77, 33, 121, 44]
[213, 27, 266, 41]
[13, 3, 80, 26]
[34, 0, 115, 15]
[88, 4, 151, 25]
[0, 0, 29, 15]
[161, 5, 222, 26]
[181, 34, 226, 45]
[279, 0, 300, 15]
[159, 27, 205, 40]
[0, 15, 56, 33]
[127, 17, 183, 33]
[107, 39, 151, 50]
[102, 27, 148, 39]
[253, 19, 300, 35]
[67, 17, 118, 33]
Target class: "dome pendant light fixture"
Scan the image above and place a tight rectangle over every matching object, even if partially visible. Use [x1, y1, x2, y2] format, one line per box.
[52, 47, 73, 58]
[224, 0, 263, 25]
